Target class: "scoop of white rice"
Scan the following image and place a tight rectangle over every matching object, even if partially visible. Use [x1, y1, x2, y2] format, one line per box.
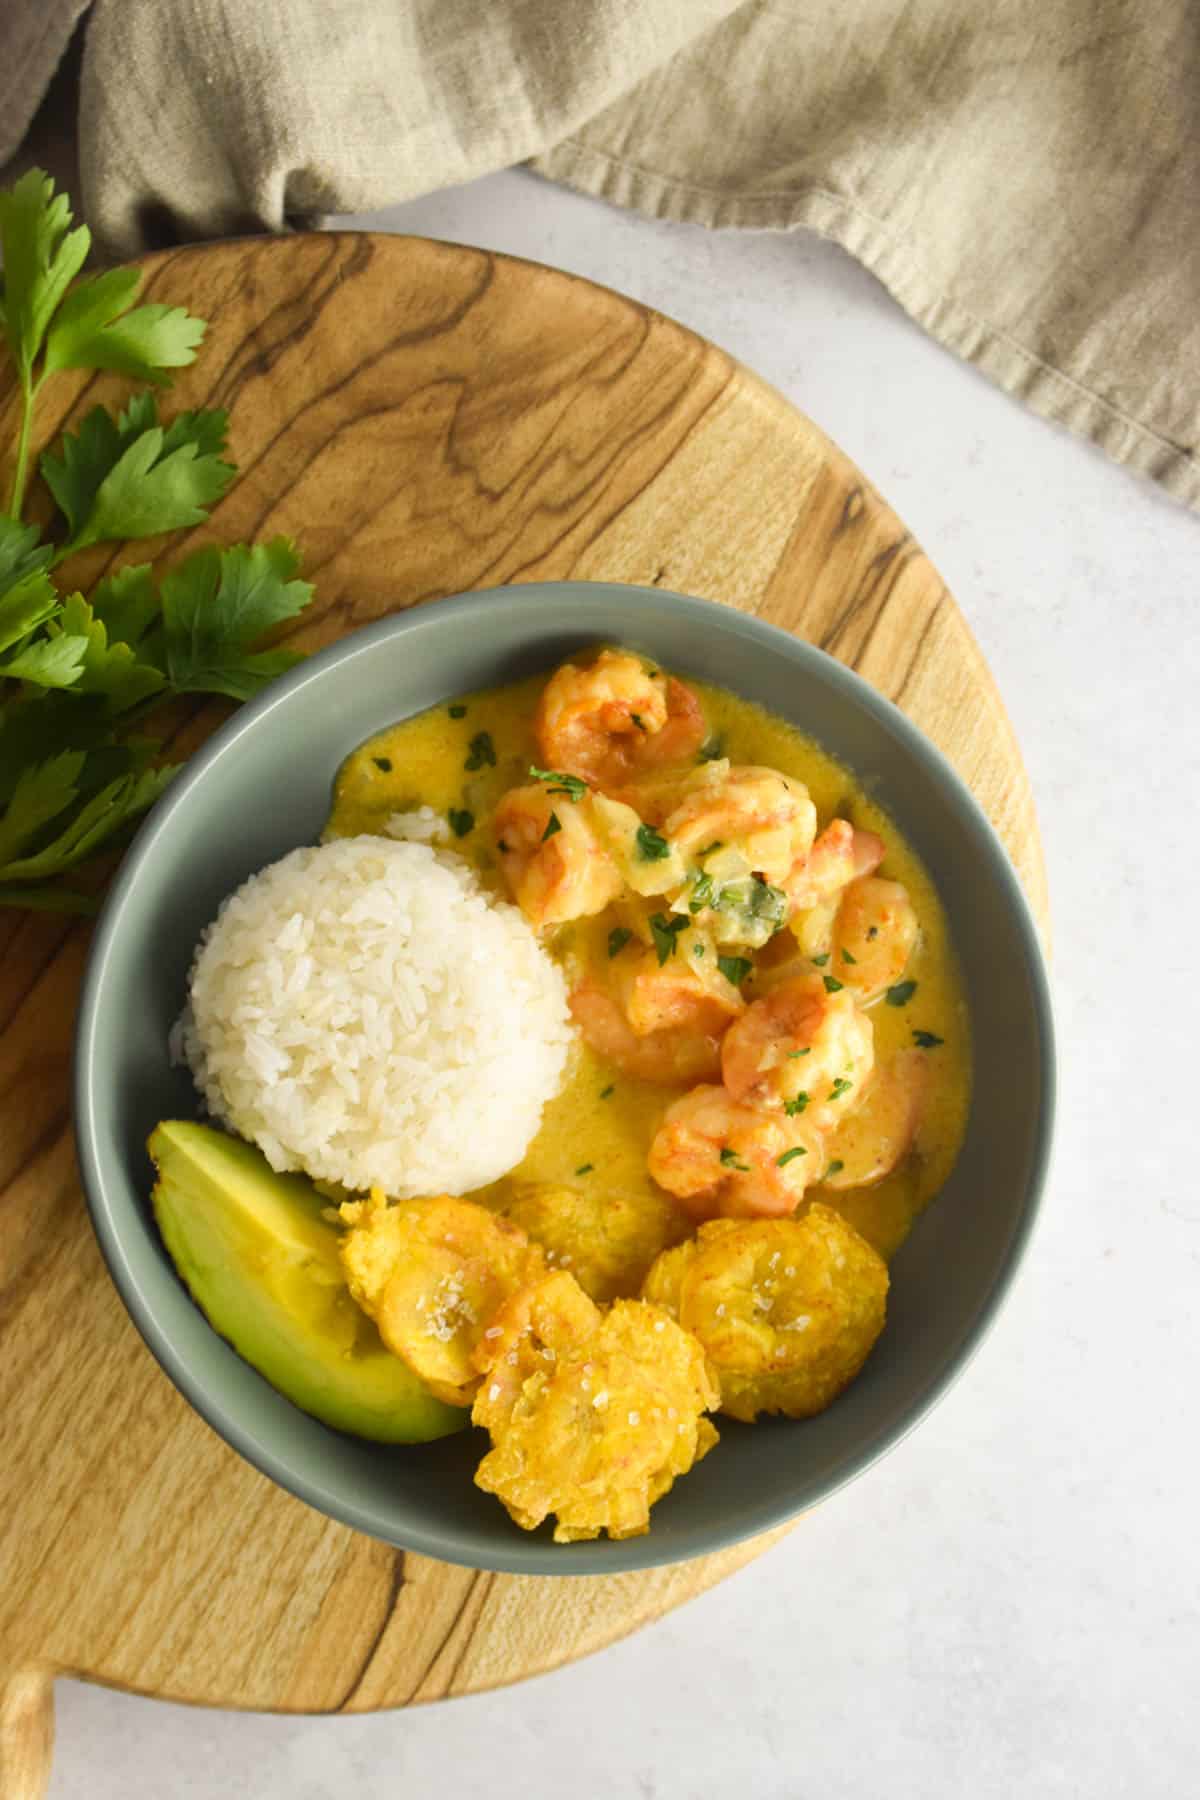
[177, 836, 574, 1197]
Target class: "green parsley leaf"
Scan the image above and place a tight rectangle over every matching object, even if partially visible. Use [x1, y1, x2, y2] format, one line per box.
[717, 954, 753, 986]
[776, 1147, 807, 1168]
[787, 1048, 811, 1058]
[373, 756, 392, 773]
[448, 703, 466, 718]
[0, 516, 57, 651]
[748, 878, 787, 925]
[0, 631, 90, 689]
[693, 943, 705, 957]
[810, 952, 830, 967]
[89, 563, 161, 651]
[47, 592, 165, 712]
[599, 1084, 615, 1099]
[0, 763, 175, 882]
[528, 765, 587, 801]
[719, 1147, 750, 1172]
[160, 538, 311, 701]
[0, 751, 84, 864]
[649, 911, 688, 965]
[840, 947, 857, 965]
[688, 871, 715, 914]
[697, 736, 724, 762]
[822, 974, 844, 993]
[823, 1160, 845, 1180]
[829, 1077, 853, 1100]
[886, 980, 918, 1006]
[41, 396, 234, 552]
[0, 170, 89, 385]
[912, 1029, 944, 1049]
[607, 926, 633, 957]
[575, 1163, 594, 1176]
[42, 266, 206, 384]
[541, 810, 562, 842]
[694, 841, 723, 858]
[464, 730, 495, 771]
[636, 822, 671, 861]
[784, 1093, 809, 1116]
[448, 808, 474, 838]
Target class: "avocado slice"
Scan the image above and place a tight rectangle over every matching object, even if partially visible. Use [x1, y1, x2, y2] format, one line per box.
[149, 1119, 464, 1443]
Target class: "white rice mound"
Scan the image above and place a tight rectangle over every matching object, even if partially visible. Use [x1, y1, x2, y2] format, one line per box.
[177, 835, 574, 1197]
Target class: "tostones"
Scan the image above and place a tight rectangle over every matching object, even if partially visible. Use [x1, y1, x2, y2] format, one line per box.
[641, 1203, 888, 1422]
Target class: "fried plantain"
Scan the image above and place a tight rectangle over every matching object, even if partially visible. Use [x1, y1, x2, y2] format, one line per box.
[472, 1271, 719, 1541]
[641, 1204, 888, 1422]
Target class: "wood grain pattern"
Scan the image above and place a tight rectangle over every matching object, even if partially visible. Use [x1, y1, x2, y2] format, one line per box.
[0, 234, 1045, 1785]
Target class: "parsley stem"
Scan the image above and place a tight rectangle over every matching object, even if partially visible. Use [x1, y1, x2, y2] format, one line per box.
[7, 371, 40, 520]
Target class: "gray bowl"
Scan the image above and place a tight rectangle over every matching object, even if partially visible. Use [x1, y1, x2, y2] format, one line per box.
[74, 582, 1054, 1574]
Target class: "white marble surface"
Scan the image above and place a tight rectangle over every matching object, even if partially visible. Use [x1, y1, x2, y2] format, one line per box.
[50, 169, 1198, 1799]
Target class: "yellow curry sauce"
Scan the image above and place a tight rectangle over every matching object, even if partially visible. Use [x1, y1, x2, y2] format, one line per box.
[328, 671, 970, 1263]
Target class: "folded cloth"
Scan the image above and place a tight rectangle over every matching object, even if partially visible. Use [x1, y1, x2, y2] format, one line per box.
[3, 0, 1197, 509]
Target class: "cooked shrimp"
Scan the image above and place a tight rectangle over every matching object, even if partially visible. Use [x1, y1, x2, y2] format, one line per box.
[832, 877, 919, 1004]
[647, 1084, 825, 1221]
[719, 972, 874, 1131]
[612, 930, 745, 1038]
[535, 649, 707, 789]
[569, 979, 725, 1085]
[493, 784, 623, 929]
[820, 1049, 929, 1188]
[783, 819, 883, 912]
[663, 762, 817, 888]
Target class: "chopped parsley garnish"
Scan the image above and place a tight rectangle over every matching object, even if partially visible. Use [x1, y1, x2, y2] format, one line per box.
[630, 712, 647, 732]
[829, 1077, 853, 1101]
[693, 944, 705, 957]
[497, 838, 510, 853]
[784, 1093, 809, 1116]
[464, 730, 496, 770]
[811, 952, 830, 967]
[697, 737, 724, 763]
[748, 877, 787, 924]
[636, 822, 671, 862]
[886, 980, 918, 1006]
[840, 948, 857, 965]
[867, 925, 879, 940]
[372, 756, 392, 772]
[719, 1147, 749, 1172]
[776, 1147, 807, 1168]
[824, 1160, 845, 1179]
[695, 840, 723, 858]
[599, 1084, 615, 1099]
[447, 808, 474, 838]
[718, 954, 753, 986]
[787, 1048, 811, 1058]
[607, 926, 633, 958]
[541, 810, 561, 841]
[822, 974, 844, 993]
[575, 1163, 594, 1176]
[448, 704, 467, 719]
[689, 872, 715, 914]
[528, 765, 587, 801]
[913, 1029, 945, 1048]
[649, 911, 688, 965]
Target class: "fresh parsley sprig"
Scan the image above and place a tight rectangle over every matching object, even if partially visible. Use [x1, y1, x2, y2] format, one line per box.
[0, 169, 317, 913]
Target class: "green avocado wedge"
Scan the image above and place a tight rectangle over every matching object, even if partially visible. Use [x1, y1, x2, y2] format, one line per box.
[148, 1120, 465, 1444]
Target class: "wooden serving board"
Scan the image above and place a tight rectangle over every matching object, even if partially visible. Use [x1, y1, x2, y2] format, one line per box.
[0, 234, 1046, 1798]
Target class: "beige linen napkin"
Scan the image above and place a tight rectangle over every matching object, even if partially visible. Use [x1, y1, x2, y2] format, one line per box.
[4, 0, 1197, 509]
